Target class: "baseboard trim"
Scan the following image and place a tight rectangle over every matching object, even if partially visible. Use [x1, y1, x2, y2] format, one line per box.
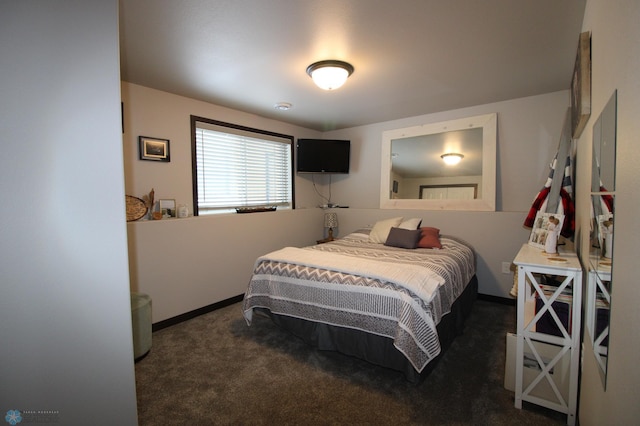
[151, 292, 514, 332]
[478, 293, 516, 305]
[152, 294, 244, 332]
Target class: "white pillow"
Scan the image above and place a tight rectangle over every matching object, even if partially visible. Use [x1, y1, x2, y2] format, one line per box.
[398, 217, 422, 230]
[369, 217, 403, 243]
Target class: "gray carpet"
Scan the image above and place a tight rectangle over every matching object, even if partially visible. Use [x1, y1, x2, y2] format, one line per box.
[135, 299, 566, 425]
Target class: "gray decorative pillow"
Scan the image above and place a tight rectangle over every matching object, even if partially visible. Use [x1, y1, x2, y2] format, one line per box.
[384, 227, 421, 249]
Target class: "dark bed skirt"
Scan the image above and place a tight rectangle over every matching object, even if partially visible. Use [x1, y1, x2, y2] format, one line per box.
[260, 275, 479, 383]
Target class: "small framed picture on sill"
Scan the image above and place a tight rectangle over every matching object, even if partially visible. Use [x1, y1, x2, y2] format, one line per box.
[159, 199, 176, 218]
[139, 136, 170, 162]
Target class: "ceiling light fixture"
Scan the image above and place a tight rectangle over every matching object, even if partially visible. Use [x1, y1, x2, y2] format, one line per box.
[441, 153, 464, 165]
[306, 60, 354, 90]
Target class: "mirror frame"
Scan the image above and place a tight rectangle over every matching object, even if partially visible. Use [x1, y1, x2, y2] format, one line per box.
[588, 90, 617, 388]
[380, 113, 497, 211]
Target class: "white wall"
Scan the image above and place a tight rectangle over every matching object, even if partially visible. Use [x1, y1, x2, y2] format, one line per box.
[122, 83, 327, 322]
[128, 209, 323, 322]
[324, 91, 571, 297]
[577, 0, 640, 423]
[323, 92, 569, 212]
[0, 1, 137, 425]
[121, 82, 324, 209]
[124, 83, 570, 322]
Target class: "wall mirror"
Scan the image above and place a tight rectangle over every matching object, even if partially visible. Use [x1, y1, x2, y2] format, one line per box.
[380, 113, 497, 211]
[588, 90, 617, 388]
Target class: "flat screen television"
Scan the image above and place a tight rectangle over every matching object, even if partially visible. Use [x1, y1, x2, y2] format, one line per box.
[296, 139, 350, 174]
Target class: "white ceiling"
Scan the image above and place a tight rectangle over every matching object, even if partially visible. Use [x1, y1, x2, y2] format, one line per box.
[119, 0, 586, 132]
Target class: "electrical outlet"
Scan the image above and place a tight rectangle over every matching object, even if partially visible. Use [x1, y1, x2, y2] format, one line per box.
[502, 262, 512, 274]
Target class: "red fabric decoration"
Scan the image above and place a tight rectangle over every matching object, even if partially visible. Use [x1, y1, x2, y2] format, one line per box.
[524, 188, 575, 238]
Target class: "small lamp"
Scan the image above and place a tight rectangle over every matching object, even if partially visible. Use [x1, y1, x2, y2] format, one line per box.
[324, 212, 339, 240]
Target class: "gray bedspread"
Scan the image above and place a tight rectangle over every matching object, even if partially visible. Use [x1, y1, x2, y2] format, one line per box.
[242, 230, 475, 372]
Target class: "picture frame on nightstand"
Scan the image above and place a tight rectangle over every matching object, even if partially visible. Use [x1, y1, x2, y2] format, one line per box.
[528, 212, 565, 250]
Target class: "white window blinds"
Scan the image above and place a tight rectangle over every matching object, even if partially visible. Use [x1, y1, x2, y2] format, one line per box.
[193, 118, 293, 214]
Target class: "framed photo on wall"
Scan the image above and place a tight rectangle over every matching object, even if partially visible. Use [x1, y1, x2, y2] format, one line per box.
[571, 31, 591, 139]
[139, 136, 170, 162]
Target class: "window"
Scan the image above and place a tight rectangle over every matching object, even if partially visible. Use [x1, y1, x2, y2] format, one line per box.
[191, 116, 294, 215]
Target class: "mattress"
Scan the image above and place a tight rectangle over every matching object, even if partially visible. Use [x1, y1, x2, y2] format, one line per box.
[242, 229, 476, 374]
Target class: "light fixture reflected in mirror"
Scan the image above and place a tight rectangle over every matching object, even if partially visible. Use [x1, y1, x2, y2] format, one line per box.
[306, 60, 354, 90]
[441, 153, 464, 165]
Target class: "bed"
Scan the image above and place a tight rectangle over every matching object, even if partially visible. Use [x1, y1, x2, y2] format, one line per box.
[242, 218, 477, 382]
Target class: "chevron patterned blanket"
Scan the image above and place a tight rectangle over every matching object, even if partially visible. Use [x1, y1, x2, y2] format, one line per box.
[242, 230, 475, 373]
